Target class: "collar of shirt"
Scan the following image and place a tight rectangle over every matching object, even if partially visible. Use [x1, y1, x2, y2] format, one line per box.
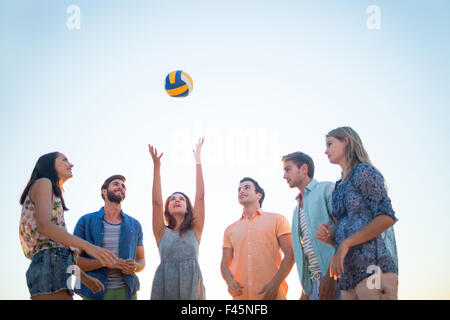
[305, 179, 318, 193]
[99, 206, 125, 220]
[240, 208, 263, 221]
[296, 179, 320, 202]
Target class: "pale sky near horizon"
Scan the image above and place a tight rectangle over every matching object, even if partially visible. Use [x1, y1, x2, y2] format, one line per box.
[1, 0, 449, 300]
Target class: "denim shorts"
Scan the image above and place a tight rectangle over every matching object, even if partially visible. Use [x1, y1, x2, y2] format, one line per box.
[26, 247, 75, 298]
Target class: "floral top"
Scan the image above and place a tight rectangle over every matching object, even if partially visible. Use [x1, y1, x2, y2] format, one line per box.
[19, 194, 70, 260]
[332, 163, 398, 291]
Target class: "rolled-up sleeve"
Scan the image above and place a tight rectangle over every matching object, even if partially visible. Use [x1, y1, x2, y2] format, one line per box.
[354, 164, 398, 222]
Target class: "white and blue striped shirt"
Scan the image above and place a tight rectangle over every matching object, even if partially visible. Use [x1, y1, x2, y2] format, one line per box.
[297, 196, 321, 281]
[102, 221, 126, 289]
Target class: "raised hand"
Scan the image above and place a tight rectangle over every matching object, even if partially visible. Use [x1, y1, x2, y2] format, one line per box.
[148, 144, 163, 167]
[150, 143, 165, 244]
[193, 137, 204, 165]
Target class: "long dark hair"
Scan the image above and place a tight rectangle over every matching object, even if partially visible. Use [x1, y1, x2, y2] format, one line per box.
[164, 192, 194, 236]
[20, 152, 69, 211]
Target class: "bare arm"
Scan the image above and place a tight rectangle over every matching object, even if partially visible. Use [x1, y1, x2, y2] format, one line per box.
[31, 178, 117, 266]
[192, 138, 205, 243]
[148, 145, 165, 245]
[121, 246, 146, 275]
[77, 256, 105, 272]
[79, 269, 105, 294]
[134, 245, 146, 273]
[330, 215, 396, 279]
[259, 233, 295, 300]
[220, 247, 244, 298]
[345, 214, 395, 248]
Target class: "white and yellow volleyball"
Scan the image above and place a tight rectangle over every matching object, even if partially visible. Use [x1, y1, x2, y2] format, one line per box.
[164, 70, 193, 98]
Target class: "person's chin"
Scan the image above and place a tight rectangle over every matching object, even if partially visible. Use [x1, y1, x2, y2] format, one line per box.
[61, 174, 73, 182]
[286, 181, 296, 189]
[170, 209, 186, 216]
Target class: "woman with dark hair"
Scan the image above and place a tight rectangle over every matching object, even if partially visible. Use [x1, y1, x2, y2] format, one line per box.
[149, 138, 206, 300]
[19, 152, 118, 300]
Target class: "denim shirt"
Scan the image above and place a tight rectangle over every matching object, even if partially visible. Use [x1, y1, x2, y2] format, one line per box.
[73, 207, 144, 299]
[291, 179, 336, 296]
[333, 163, 398, 291]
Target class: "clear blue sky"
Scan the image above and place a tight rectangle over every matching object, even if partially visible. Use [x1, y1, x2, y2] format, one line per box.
[1, 0, 449, 299]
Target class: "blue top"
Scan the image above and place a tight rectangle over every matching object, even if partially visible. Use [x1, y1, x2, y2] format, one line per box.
[73, 207, 144, 299]
[332, 163, 398, 291]
[291, 179, 337, 296]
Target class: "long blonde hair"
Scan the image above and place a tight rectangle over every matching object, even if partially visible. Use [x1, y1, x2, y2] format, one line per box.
[326, 126, 373, 181]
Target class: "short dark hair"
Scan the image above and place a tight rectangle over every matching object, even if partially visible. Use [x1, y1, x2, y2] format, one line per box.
[101, 174, 126, 200]
[282, 152, 315, 179]
[240, 177, 265, 207]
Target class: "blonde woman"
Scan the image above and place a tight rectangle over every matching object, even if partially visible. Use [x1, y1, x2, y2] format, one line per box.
[316, 127, 399, 300]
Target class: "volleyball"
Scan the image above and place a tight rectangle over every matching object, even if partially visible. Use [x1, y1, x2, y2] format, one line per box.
[164, 70, 193, 98]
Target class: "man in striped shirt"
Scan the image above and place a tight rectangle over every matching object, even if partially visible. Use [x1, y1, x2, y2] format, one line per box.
[74, 175, 145, 300]
[282, 152, 339, 300]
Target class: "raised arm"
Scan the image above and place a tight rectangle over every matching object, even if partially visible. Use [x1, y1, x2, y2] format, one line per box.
[192, 137, 205, 243]
[148, 145, 165, 245]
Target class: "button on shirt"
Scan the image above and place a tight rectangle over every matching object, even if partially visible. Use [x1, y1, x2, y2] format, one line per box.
[223, 209, 291, 300]
[332, 164, 398, 291]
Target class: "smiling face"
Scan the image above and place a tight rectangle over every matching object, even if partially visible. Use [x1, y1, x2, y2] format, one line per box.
[238, 181, 262, 207]
[325, 136, 348, 166]
[54, 153, 74, 182]
[104, 179, 126, 203]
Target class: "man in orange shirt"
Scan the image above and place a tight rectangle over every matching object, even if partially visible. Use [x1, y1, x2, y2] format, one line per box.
[220, 177, 294, 300]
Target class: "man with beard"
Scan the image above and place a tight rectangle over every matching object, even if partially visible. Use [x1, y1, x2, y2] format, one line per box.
[73, 175, 145, 300]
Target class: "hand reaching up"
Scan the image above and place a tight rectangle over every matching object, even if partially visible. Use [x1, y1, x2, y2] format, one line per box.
[148, 144, 163, 168]
[193, 137, 205, 165]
